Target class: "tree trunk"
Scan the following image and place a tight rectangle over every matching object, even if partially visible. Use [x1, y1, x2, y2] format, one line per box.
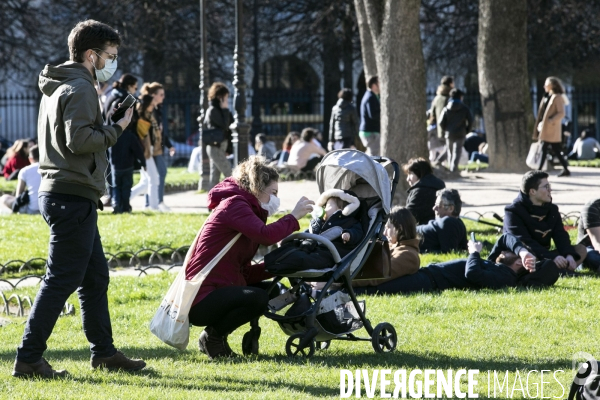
[359, 0, 427, 203]
[354, 0, 378, 80]
[478, 0, 532, 172]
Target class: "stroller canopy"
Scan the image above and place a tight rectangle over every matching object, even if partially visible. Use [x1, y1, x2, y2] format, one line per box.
[315, 150, 393, 213]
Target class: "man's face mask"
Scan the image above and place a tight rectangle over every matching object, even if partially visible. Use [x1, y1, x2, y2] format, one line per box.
[90, 50, 117, 82]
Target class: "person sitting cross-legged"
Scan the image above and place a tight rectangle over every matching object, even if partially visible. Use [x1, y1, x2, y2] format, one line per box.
[416, 188, 467, 254]
[504, 170, 587, 272]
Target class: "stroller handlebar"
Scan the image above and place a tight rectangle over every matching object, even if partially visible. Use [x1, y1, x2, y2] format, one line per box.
[281, 233, 342, 263]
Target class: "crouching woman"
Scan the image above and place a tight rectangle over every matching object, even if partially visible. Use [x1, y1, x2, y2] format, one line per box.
[185, 156, 314, 360]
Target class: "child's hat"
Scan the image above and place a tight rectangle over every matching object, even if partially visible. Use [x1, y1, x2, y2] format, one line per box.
[316, 189, 360, 216]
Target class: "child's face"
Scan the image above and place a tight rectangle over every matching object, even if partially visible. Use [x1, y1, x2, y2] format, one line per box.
[324, 198, 340, 217]
[384, 221, 398, 244]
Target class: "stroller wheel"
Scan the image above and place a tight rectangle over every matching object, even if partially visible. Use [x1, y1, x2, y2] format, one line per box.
[286, 333, 316, 357]
[315, 340, 331, 351]
[371, 323, 397, 353]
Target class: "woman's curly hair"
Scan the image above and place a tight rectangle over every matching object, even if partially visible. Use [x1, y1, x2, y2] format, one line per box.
[233, 156, 279, 196]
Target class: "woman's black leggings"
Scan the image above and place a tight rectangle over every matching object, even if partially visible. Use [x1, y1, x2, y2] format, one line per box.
[188, 282, 275, 335]
[538, 141, 569, 170]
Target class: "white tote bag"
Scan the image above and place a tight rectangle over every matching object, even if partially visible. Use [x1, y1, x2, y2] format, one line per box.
[149, 230, 241, 350]
[526, 141, 544, 169]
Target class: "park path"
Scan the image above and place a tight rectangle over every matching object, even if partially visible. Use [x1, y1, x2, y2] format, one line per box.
[131, 166, 599, 215]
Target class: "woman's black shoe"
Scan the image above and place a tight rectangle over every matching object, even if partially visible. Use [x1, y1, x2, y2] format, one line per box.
[557, 169, 571, 177]
[198, 327, 237, 360]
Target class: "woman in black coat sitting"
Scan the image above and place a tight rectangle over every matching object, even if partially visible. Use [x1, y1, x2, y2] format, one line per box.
[403, 157, 446, 225]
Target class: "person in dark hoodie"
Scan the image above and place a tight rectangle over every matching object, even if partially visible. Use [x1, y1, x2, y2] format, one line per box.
[186, 156, 314, 360]
[329, 88, 360, 151]
[439, 88, 474, 172]
[504, 170, 587, 271]
[403, 157, 446, 225]
[354, 233, 559, 295]
[417, 188, 467, 253]
[13, 20, 146, 379]
[428, 76, 454, 165]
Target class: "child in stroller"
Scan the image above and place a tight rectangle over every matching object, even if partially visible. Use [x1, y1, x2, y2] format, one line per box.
[265, 189, 365, 274]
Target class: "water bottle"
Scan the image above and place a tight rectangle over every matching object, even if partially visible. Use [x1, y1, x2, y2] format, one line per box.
[310, 204, 325, 219]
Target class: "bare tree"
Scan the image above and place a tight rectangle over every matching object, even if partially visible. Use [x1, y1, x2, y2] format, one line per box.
[355, 0, 427, 201]
[478, 0, 532, 172]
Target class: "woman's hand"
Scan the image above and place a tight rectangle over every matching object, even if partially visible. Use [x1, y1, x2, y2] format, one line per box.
[291, 196, 315, 220]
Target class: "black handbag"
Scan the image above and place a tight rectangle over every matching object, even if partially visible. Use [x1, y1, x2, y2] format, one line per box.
[354, 239, 392, 280]
[202, 128, 225, 146]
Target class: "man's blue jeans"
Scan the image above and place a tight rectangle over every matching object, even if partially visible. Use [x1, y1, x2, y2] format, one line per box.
[112, 167, 134, 213]
[16, 192, 117, 363]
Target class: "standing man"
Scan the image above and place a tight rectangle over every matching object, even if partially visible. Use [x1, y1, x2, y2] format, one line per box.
[439, 89, 473, 172]
[503, 170, 586, 272]
[13, 20, 146, 379]
[428, 76, 454, 164]
[359, 76, 381, 156]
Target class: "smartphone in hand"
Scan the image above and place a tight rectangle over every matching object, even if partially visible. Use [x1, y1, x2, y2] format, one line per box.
[470, 232, 476, 242]
[110, 94, 137, 123]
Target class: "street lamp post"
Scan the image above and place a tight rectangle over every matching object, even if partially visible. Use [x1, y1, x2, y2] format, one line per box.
[230, 0, 250, 166]
[197, 0, 210, 190]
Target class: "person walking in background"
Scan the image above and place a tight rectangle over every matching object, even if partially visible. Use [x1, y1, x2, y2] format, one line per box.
[403, 157, 446, 225]
[328, 88, 359, 151]
[140, 82, 174, 211]
[130, 94, 160, 210]
[439, 89, 473, 173]
[203, 82, 233, 190]
[359, 76, 380, 156]
[2, 139, 30, 180]
[568, 129, 600, 160]
[103, 73, 138, 121]
[533, 76, 571, 177]
[13, 19, 145, 379]
[428, 76, 454, 164]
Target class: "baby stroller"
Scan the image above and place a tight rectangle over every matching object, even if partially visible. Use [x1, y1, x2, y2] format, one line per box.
[262, 149, 400, 357]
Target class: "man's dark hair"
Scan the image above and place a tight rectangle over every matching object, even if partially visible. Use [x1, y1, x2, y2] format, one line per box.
[402, 157, 433, 179]
[68, 20, 121, 63]
[28, 145, 39, 161]
[367, 76, 379, 89]
[581, 128, 591, 139]
[449, 88, 464, 100]
[521, 170, 549, 195]
[436, 188, 462, 216]
[338, 88, 353, 102]
[441, 76, 454, 86]
[301, 127, 317, 142]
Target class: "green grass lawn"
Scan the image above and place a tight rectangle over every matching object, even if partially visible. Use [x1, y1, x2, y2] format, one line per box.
[0, 215, 596, 398]
[0, 271, 597, 399]
[0, 167, 198, 195]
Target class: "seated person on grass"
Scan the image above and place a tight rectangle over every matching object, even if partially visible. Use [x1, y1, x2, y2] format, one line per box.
[265, 189, 363, 274]
[353, 206, 420, 289]
[0, 145, 41, 215]
[416, 188, 467, 253]
[577, 197, 600, 273]
[353, 233, 559, 295]
[504, 170, 586, 272]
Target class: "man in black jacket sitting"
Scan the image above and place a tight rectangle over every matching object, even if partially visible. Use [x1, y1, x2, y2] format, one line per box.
[503, 170, 586, 271]
[354, 233, 559, 295]
[417, 188, 467, 253]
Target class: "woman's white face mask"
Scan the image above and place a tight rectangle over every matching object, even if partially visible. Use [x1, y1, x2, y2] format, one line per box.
[261, 194, 280, 216]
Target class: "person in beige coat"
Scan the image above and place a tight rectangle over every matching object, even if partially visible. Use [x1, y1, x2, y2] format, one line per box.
[533, 76, 571, 176]
[353, 206, 420, 289]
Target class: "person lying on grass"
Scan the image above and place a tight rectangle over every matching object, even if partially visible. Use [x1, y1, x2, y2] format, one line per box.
[353, 233, 560, 295]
